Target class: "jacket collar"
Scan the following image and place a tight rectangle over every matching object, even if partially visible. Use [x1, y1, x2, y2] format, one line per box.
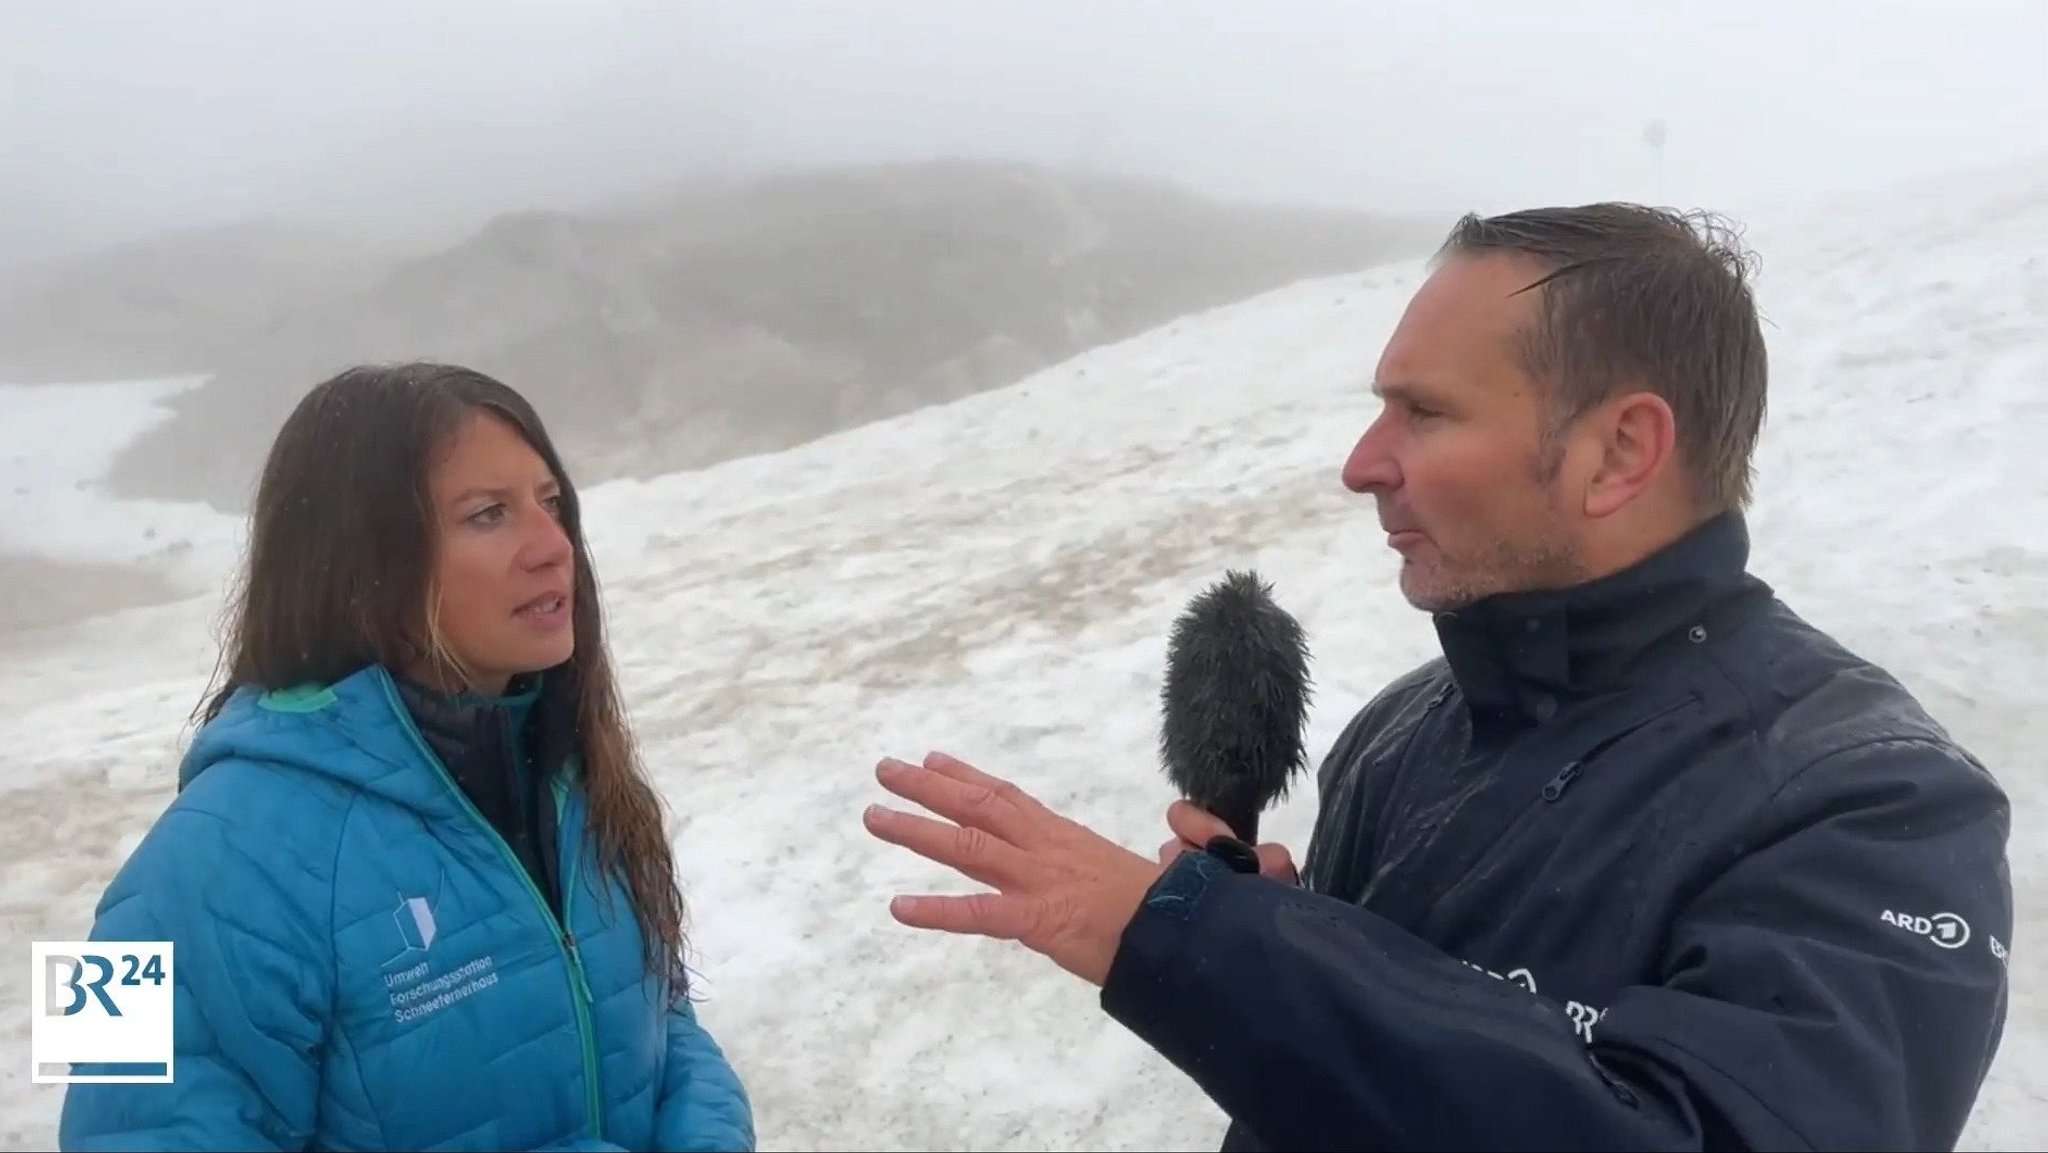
[1432, 511, 1761, 732]
[392, 671, 554, 781]
[395, 672, 543, 742]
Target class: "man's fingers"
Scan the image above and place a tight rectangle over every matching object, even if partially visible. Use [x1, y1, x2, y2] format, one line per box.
[1166, 799, 1232, 846]
[863, 804, 1031, 891]
[1257, 843, 1299, 883]
[920, 752, 1046, 821]
[920, 750, 1007, 789]
[1166, 800, 1299, 882]
[877, 755, 1040, 843]
[888, 891, 1038, 941]
[1159, 833, 1296, 881]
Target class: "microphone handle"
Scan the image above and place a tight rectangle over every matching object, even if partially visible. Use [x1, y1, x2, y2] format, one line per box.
[1209, 795, 1260, 846]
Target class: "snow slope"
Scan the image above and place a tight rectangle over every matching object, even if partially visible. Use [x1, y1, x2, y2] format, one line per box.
[0, 374, 241, 585]
[3, 160, 2045, 1149]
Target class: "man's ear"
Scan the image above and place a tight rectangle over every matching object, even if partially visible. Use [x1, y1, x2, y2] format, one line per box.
[1582, 391, 1677, 518]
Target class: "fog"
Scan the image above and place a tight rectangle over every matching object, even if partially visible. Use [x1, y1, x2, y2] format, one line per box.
[4, 0, 2043, 266]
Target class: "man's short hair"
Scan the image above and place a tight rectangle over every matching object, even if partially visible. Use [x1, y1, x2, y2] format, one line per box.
[1438, 203, 1769, 511]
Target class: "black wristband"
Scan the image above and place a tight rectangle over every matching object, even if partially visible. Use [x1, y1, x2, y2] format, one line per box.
[1203, 833, 1261, 875]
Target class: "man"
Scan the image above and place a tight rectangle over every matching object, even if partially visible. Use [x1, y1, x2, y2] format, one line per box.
[862, 203, 2012, 1151]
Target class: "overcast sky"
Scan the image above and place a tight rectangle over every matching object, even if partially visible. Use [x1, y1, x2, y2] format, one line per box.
[3, 0, 2043, 260]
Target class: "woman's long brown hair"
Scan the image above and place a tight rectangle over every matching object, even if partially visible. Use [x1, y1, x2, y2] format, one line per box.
[197, 362, 688, 989]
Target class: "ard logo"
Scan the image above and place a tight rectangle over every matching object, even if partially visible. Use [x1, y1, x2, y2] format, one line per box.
[30, 941, 175, 1084]
[1881, 909, 1971, 949]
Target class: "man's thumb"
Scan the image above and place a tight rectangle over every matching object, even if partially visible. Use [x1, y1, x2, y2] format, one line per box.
[1256, 843, 1299, 884]
[1165, 799, 1232, 846]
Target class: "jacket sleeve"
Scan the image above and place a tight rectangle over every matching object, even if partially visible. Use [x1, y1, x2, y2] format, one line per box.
[651, 995, 755, 1152]
[59, 806, 331, 1152]
[1100, 736, 2012, 1152]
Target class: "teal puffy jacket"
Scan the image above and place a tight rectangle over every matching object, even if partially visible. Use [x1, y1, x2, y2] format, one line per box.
[57, 663, 755, 1151]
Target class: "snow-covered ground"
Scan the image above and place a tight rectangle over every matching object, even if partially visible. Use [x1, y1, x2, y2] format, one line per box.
[2, 158, 2044, 1150]
[0, 373, 242, 587]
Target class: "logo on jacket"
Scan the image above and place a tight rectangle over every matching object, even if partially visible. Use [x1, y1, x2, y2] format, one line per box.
[383, 873, 449, 968]
[1461, 958, 1608, 1043]
[1881, 908, 1970, 949]
[396, 895, 438, 952]
[377, 878, 501, 1025]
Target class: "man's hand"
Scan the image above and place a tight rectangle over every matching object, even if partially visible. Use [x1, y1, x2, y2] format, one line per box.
[862, 751, 1165, 987]
[1157, 799, 1300, 884]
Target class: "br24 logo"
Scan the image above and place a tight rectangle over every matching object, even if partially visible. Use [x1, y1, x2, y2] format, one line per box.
[44, 951, 167, 1017]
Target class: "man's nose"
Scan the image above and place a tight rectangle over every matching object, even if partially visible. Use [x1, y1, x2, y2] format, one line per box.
[1342, 422, 1400, 494]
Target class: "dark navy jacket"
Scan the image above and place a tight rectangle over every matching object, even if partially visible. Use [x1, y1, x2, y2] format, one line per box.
[1101, 513, 2011, 1151]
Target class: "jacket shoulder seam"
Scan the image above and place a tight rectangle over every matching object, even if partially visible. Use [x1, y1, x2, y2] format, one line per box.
[1769, 734, 1978, 806]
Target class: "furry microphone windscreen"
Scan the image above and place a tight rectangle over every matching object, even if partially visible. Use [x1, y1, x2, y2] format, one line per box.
[1158, 569, 1313, 844]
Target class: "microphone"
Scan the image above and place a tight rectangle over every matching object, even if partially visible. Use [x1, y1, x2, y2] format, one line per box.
[1158, 568, 1313, 846]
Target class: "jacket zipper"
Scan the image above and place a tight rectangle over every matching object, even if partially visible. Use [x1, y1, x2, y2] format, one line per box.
[1541, 761, 1582, 802]
[378, 673, 603, 1142]
[553, 774, 602, 1135]
[1535, 692, 1698, 805]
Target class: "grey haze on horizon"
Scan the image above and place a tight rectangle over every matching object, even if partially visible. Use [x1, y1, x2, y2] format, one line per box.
[3, 0, 2042, 267]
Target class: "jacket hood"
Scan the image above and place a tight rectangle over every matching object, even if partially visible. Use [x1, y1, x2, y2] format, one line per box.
[177, 663, 475, 821]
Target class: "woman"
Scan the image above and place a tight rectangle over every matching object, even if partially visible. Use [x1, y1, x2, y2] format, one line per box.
[59, 363, 754, 1152]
